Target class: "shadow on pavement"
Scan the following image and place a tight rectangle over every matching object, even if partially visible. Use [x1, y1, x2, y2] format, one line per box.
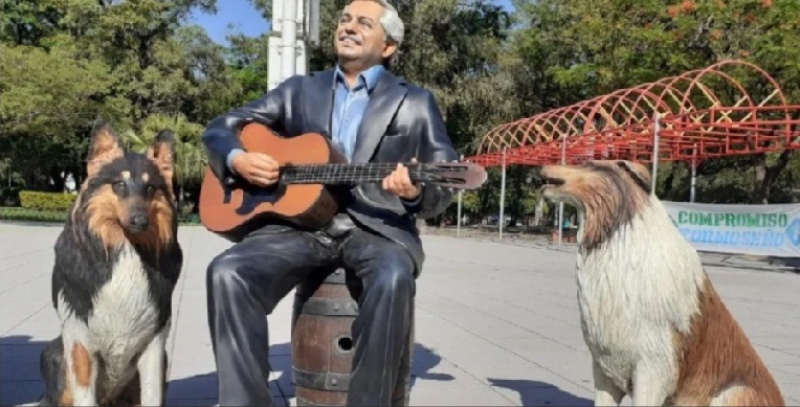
[410, 343, 455, 386]
[488, 378, 592, 407]
[167, 341, 455, 406]
[1, 335, 49, 406]
[0, 336, 456, 407]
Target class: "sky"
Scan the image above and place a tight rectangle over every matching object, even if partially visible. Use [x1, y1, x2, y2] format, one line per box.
[189, 0, 515, 46]
[189, 0, 270, 46]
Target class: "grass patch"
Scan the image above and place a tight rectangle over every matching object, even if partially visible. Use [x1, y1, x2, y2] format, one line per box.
[0, 207, 202, 226]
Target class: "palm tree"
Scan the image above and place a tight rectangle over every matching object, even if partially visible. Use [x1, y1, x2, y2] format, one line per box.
[120, 113, 208, 207]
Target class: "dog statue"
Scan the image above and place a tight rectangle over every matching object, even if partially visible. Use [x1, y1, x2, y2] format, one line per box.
[35, 122, 183, 406]
[540, 160, 784, 406]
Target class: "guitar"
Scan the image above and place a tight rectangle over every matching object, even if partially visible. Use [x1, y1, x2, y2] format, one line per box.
[198, 123, 487, 242]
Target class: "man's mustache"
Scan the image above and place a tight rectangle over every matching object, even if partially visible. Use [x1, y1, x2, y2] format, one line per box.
[338, 34, 362, 45]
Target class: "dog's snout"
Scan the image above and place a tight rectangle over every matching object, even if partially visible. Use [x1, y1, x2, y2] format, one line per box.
[130, 214, 149, 229]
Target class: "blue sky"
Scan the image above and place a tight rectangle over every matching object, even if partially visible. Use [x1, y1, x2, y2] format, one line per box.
[189, 0, 515, 46]
[188, 0, 270, 45]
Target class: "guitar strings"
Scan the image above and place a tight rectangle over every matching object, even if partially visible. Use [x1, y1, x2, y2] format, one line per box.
[280, 163, 459, 183]
[281, 163, 464, 173]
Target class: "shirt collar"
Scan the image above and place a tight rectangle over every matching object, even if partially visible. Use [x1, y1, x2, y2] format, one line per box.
[334, 64, 384, 91]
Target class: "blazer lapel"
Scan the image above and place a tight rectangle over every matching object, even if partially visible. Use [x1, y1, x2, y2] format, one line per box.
[351, 71, 407, 163]
[303, 69, 336, 138]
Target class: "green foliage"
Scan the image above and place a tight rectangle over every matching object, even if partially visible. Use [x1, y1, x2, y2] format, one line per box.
[247, 0, 272, 20]
[0, 38, 118, 138]
[19, 191, 77, 211]
[1, 0, 66, 46]
[2, 0, 800, 224]
[0, 206, 202, 225]
[0, 207, 67, 223]
[221, 32, 271, 106]
[0, 0, 240, 196]
[120, 112, 208, 189]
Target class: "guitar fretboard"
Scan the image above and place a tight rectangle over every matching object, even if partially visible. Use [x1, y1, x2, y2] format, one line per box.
[280, 163, 426, 185]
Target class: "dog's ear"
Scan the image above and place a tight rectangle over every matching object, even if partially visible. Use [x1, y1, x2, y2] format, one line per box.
[616, 160, 651, 192]
[87, 121, 124, 179]
[147, 129, 176, 185]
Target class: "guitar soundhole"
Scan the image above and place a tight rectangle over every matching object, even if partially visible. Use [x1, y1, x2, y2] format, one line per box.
[235, 183, 287, 216]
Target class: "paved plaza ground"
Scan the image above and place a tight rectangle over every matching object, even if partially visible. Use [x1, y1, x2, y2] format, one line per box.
[1, 222, 799, 406]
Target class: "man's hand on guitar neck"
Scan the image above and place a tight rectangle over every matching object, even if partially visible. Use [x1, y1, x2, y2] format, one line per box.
[382, 158, 422, 201]
[231, 152, 280, 187]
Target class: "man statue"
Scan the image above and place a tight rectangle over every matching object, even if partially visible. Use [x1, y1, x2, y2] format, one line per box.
[200, 0, 458, 405]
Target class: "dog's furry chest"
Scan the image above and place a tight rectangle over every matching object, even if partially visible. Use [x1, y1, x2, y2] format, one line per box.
[90, 249, 161, 355]
[574, 263, 650, 391]
[57, 246, 163, 375]
[574, 225, 703, 394]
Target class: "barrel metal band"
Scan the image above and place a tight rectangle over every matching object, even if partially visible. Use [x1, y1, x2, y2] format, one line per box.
[300, 297, 359, 316]
[323, 268, 347, 284]
[293, 367, 351, 392]
[296, 396, 408, 407]
[296, 398, 336, 407]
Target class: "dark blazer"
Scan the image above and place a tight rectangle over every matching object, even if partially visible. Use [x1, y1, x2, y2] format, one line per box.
[201, 68, 459, 272]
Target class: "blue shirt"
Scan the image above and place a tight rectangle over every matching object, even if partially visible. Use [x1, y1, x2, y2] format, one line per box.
[331, 64, 384, 161]
[225, 64, 385, 169]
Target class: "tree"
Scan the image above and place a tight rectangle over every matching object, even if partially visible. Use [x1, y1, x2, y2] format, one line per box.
[0, 38, 121, 190]
[509, 0, 800, 204]
[120, 112, 207, 208]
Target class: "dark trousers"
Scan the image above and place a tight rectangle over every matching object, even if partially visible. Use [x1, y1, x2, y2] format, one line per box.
[206, 224, 416, 406]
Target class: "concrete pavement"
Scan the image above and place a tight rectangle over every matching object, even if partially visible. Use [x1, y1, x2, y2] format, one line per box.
[2, 222, 799, 406]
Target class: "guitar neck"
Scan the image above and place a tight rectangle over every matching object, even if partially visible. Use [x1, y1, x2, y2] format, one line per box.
[280, 163, 426, 185]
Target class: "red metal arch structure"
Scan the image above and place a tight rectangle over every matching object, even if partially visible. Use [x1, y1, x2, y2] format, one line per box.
[467, 60, 800, 167]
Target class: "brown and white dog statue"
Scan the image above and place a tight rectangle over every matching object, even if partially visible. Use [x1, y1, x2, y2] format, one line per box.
[540, 160, 784, 406]
[32, 122, 183, 406]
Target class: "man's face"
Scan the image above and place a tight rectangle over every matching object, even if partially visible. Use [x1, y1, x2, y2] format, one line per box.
[335, 1, 396, 66]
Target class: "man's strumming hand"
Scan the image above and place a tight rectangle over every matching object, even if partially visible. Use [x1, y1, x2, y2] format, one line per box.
[382, 158, 422, 200]
[231, 152, 280, 187]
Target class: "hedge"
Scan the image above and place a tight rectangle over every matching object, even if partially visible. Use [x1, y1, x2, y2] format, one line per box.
[0, 206, 201, 225]
[19, 190, 77, 211]
[0, 207, 66, 223]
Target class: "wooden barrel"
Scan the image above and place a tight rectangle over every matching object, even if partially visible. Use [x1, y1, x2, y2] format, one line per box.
[291, 267, 414, 406]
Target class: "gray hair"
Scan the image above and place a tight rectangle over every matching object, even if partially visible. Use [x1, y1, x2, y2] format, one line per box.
[351, 0, 404, 67]
[372, 0, 404, 47]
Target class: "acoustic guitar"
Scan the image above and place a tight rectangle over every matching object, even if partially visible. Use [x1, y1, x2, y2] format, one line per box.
[198, 123, 487, 242]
